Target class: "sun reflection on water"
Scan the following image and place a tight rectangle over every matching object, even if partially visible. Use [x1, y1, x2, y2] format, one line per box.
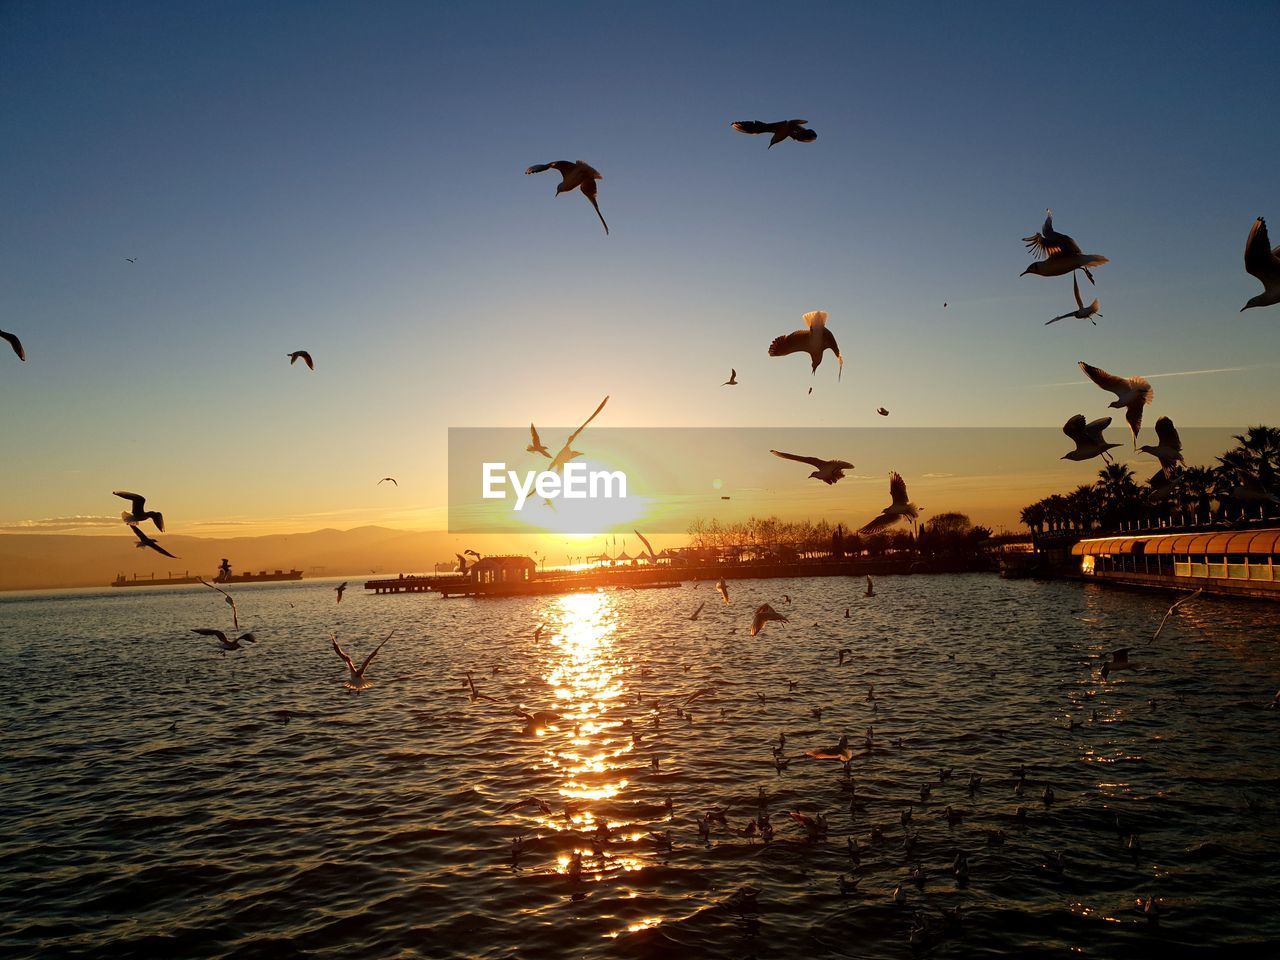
[533, 592, 649, 889]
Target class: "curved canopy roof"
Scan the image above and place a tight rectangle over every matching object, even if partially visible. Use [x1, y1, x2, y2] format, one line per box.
[1072, 529, 1280, 556]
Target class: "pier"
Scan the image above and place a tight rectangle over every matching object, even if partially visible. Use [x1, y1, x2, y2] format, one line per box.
[364, 555, 984, 599]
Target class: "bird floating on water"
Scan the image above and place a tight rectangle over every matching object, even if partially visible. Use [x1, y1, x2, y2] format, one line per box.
[1, 329, 25, 361]
[1242, 216, 1280, 311]
[113, 490, 164, 532]
[859, 472, 919, 533]
[287, 350, 314, 370]
[768, 310, 842, 380]
[525, 160, 608, 234]
[1021, 209, 1108, 283]
[1079, 361, 1153, 443]
[770, 449, 854, 485]
[332, 631, 393, 691]
[1046, 274, 1102, 325]
[1061, 414, 1121, 463]
[730, 118, 816, 147]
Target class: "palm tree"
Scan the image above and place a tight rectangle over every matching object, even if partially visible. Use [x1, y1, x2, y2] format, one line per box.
[1096, 463, 1140, 529]
[1067, 484, 1101, 531]
[1020, 502, 1046, 541]
[1180, 466, 1217, 524]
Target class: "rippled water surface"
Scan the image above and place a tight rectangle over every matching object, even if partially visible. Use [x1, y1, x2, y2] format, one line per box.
[3, 574, 1280, 958]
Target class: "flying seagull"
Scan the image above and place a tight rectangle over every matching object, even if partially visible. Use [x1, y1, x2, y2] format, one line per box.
[723, 368, 738, 386]
[1061, 414, 1120, 463]
[1152, 588, 1203, 641]
[113, 490, 164, 532]
[192, 627, 256, 652]
[1146, 466, 1178, 504]
[547, 395, 609, 474]
[1242, 216, 1280, 311]
[288, 351, 314, 371]
[770, 449, 854, 485]
[131, 524, 178, 558]
[527, 424, 551, 458]
[525, 161, 608, 235]
[730, 119, 817, 147]
[1022, 209, 1108, 283]
[124, 257, 137, 263]
[332, 631, 393, 691]
[198, 578, 239, 629]
[716, 577, 729, 604]
[751, 603, 789, 636]
[378, 477, 398, 486]
[334, 581, 348, 603]
[768, 310, 842, 379]
[1139, 416, 1184, 477]
[456, 553, 470, 574]
[634, 529, 657, 560]
[859, 472, 919, 533]
[688, 601, 706, 621]
[1046, 274, 1102, 325]
[1079, 361, 1153, 443]
[1, 329, 25, 361]
[1227, 469, 1280, 505]
[877, 407, 889, 416]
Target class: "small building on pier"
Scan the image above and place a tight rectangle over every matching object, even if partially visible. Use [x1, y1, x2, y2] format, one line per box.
[1072, 528, 1280, 599]
[469, 555, 536, 586]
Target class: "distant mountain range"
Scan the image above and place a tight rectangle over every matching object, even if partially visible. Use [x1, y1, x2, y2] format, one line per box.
[0, 526, 469, 591]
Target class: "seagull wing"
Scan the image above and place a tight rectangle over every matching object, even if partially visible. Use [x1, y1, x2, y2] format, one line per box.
[821, 327, 843, 378]
[770, 450, 827, 469]
[1084, 416, 1113, 438]
[1063, 415, 1089, 443]
[1023, 209, 1083, 258]
[525, 162, 560, 175]
[1244, 217, 1280, 285]
[1072, 274, 1084, 310]
[1154, 416, 1181, 454]
[731, 120, 782, 136]
[768, 329, 809, 357]
[113, 491, 147, 513]
[193, 628, 229, 643]
[0, 329, 25, 360]
[150, 541, 179, 559]
[1078, 361, 1130, 399]
[565, 395, 609, 445]
[634, 529, 656, 558]
[859, 511, 897, 534]
[331, 635, 357, 671]
[889, 472, 911, 506]
[359, 630, 394, 673]
[1125, 401, 1145, 441]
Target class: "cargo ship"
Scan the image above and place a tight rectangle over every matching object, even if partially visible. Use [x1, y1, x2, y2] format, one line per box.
[111, 558, 304, 588]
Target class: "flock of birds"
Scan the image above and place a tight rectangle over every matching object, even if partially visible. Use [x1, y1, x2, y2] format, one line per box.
[5, 119, 1278, 548]
[444, 578, 1235, 952]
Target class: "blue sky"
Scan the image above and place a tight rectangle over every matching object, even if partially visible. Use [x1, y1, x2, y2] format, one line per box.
[1, 0, 1276, 534]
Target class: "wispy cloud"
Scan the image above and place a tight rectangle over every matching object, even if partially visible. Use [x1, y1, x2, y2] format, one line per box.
[922, 472, 958, 479]
[0, 515, 120, 533]
[1042, 363, 1277, 388]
